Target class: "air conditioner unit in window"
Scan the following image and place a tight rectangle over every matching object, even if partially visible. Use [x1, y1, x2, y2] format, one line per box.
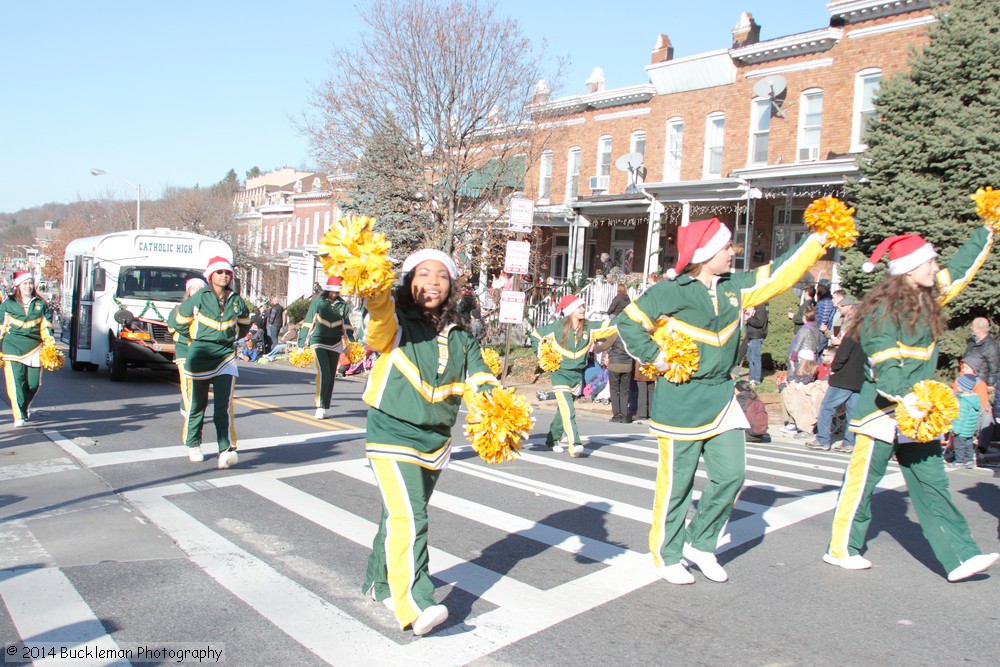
[589, 175, 610, 193]
[798, 146, 820, 162]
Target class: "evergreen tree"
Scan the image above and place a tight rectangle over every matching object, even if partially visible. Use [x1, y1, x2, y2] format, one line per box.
[842, 0, 1000, 352]
[342, 115, 434, 257]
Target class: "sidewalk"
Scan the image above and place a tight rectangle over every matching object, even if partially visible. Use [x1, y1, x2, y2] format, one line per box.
[0, 423, 181, 570]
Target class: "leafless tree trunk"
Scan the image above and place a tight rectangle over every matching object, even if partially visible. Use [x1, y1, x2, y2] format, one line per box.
[301, 0, 563, 257]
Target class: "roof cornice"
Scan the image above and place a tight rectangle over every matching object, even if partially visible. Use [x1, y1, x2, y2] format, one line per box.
[827, 0, 938, 24]
[730, 27, 843, 65]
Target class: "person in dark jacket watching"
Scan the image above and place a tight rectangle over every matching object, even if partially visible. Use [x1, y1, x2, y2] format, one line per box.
[807, 295, 864, 452]
[604, 286, 633, 423]
[963, 317, 1000, 448]
[744, 302, 768, 386]
[814, 279, 836, 339]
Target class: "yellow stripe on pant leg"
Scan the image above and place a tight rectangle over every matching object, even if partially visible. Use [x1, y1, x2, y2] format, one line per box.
[829, 433, 875, 558]
[4, 363, 25, 421]
[649, 436, 675, 568]
[313, 350, 323, 408]
[370, 458, 421, 629]
[554, 389, 576, 445]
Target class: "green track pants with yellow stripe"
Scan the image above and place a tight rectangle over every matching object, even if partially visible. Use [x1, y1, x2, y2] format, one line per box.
[184, 374, 237, 452]
[363, 457, 441, 630]
[827, 434, 982, 573]
[4, 361, 40, 421]
[649, 429, 745, 567]
[545, 379, 584, 456]
[312, 347, 338, 410]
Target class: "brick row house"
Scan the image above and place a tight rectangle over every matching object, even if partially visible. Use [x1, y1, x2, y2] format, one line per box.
[232, 0, 940, 310]
[525, 0, 939, 288]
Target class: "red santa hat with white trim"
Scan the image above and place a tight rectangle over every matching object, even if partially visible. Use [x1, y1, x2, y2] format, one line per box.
[556, 294, 585, 318]
[861, 234, 937, 275]
[12, 270, 33, 288]
[324, 275, 343, 292]
[204, 256, 234, 280]
[665, 217, 732, 279]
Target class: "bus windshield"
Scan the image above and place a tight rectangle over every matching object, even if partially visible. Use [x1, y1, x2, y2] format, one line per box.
[117, 267, 206, 302]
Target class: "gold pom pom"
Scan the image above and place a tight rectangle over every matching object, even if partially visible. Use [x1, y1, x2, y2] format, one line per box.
[464, 386, 534, 464]
[40, 344, 65, 371]
[481, 347, 502, 376]
[538, 339, 562, 372]
[345, 341, 366, 364]
[317, 215, 396, 298]
[641, 318, 699, 383]
[289, 347, 315, 368]
[894, 380, 960, 442]
[804, 196, 858, 249]
[971, 186, 1000, 232]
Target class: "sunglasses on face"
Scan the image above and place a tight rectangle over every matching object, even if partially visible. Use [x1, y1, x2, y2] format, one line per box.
[214, 270, 233, 276]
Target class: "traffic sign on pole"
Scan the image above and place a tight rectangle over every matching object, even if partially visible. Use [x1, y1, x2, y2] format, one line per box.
[508, 198, 534, 233]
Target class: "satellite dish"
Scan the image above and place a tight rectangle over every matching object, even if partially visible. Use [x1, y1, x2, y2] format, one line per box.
[752, 75, 788, 118]
[615, 152, 645, 173]
[615, 153, 645, 194]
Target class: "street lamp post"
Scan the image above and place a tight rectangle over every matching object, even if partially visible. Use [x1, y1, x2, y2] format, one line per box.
[91, 168, 141, 231]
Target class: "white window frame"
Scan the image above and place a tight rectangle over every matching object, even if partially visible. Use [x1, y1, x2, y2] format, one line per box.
[597, 136, 613, 177]
[748, 99, 770, 166]
[551, 233, 569, 280]
[565, 147, 581, 201]
[629, 131, 647, 186]
[664, 117, 684, 182]
[851, 68, 882, 152]
[537, 150, 553, 203]
[797, 88, 824, 162]
[703, 112, 725, 178]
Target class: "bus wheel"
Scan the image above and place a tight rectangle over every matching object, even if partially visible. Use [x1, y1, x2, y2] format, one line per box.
[108, 337, 127, 382]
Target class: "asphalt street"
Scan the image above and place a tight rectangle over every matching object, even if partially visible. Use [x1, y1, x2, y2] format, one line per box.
[0, 356, 998, 666]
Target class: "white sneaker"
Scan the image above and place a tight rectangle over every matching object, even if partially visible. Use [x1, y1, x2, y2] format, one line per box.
[947, 552, 999, 582]
[781, 424, 798, 434]
[314, 408, 328, 420]
[217, 448, 238, 469]
[188, 447, 205, 462]
[412, 604, 448, 636]
[12, 419, 25, 428]
[369, 587, 394, 611]
[569, 445, 585, 458]
[551, 445, 565, 453]
[682, 543, 728, 582]
[822, 553, 872, 570]
[656, 562, 695, 585]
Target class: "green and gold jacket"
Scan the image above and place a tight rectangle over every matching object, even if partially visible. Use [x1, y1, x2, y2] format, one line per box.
[528, 317, 615, 390]
[850, 226, 993, 442]
[616, 232, 827, 441]
[298, 294, 356, 351]
[362, 289, 498, 468]
[173, 287, 250, 379]
[0, 295, 54, 364]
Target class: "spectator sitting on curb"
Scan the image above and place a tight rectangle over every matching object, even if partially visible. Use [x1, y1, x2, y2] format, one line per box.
[780, 352, 828, 438]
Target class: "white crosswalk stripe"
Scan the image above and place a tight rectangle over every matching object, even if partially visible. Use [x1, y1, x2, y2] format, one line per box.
[7, 428, 908, 666]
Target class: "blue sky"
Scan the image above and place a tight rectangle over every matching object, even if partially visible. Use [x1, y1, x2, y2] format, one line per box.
[0, 1, 830, 213]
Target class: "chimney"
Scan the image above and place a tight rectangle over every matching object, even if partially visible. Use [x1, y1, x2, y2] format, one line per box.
[651, 34, 674, 64]
[585, 67, 606, 94]
[731, 11, 761, 48]
[532, 79, 551, 104]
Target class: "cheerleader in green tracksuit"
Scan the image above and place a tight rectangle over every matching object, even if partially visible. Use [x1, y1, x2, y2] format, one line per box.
[616, 218, 829, 585]
[167, 278, 206, 418]
[0, 271, 54, 426]
[173, 257, 250, 468]
[824, 229, 999, 582]
[528, 294, 614, 458]
[361, 249, 498, 637]
[298, 275, 356, 420]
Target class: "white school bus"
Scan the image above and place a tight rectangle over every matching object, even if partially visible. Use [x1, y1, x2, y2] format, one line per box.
[61, 228, 233, 381]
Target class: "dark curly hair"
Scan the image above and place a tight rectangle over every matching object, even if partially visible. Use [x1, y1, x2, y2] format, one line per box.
[844, 274, 945, 341]
[395, 270, 466, 334]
